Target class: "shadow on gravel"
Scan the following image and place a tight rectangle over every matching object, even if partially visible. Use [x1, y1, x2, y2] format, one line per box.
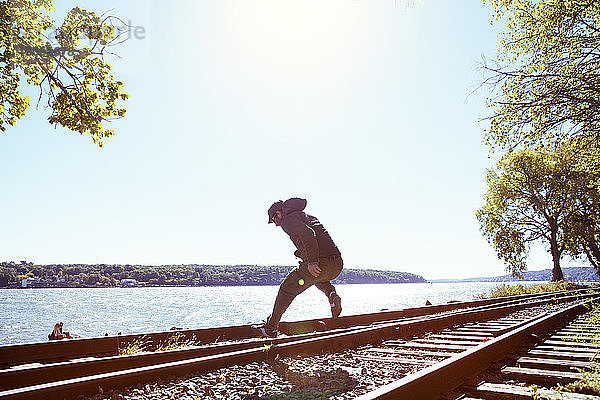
[243, 359, 358, 400]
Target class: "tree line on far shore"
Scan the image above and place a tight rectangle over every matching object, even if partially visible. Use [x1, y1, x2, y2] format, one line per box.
[0, 261, 427, 287]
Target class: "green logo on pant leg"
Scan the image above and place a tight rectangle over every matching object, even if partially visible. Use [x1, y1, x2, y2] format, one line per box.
[298, 279, 305, 286]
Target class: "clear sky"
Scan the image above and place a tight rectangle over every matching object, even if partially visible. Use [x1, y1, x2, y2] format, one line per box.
[0, 0, 569, 279]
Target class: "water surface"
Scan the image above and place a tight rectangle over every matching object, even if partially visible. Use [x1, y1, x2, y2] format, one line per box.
[0, 282, 537, 345]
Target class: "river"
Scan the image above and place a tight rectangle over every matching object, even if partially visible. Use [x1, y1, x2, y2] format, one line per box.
[0, 282, 539, 345]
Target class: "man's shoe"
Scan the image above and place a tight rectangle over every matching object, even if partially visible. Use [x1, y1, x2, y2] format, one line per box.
[251, 324, 278, 338]
[329, 292, 342, 318]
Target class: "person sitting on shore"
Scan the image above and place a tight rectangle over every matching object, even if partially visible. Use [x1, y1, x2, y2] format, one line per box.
[48, 322, 73, 340]
[48, 323, 62, 340]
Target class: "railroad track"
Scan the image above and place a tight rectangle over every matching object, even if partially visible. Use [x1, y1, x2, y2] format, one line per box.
[448, 301, 600, 399]
[354, 296, 600, 399]
[1, 288, 599, 400]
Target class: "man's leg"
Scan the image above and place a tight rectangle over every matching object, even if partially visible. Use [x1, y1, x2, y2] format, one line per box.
[314, 256, 343, 318]
[264, 264, 314, 331]
[314, 281, 335, 296]
[314, 281, 342, 318]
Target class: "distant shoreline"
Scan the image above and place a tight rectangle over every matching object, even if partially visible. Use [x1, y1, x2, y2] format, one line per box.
[2, 280, 432, 289]
[4, 264, 599, 288]
[0, 262, 428, 288]
[430, 266, 600, 283]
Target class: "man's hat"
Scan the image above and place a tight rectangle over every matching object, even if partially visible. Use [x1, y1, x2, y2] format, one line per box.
[267, 200, 283, 223]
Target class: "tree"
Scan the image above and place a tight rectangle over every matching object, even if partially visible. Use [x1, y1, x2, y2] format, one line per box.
[566, 203, 600, 270]
[1, 0, 128, 147]
[476, 145, 599, 281]
[483, 0, 600, 151]
[563, 144, 600, 270]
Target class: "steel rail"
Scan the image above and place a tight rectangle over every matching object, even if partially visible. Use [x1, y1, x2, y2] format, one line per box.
[354, 298, 597, 400]
[2, 291, 598, 400]
[0, 288, 595, 392]
[1, 287, 594, 368]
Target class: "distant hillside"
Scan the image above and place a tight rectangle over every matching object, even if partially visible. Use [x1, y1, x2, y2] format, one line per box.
[0, 262, 427, 287]
[433, 267, 600, 283]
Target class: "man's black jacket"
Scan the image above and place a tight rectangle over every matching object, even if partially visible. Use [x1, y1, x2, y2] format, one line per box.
[279, 198, 340, 263]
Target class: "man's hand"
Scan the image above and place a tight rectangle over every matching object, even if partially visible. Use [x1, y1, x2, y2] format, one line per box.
[307, 262, 321, 277]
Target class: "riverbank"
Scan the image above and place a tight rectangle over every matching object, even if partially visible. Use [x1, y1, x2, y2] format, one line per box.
[0, 262, 427, 288]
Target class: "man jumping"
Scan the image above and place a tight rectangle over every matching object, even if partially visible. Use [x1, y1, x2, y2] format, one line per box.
[253, 197, 343, 337]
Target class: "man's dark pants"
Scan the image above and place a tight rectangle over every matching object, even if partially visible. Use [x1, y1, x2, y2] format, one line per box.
[265, 255, 343, 331]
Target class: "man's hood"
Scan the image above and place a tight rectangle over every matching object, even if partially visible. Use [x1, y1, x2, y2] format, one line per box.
[282, 198, 307, 215]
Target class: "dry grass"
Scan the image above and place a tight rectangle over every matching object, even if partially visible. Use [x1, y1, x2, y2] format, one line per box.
[117, 333, 200, 356]
[155, 332, 199, 352]
[479, 281, 585, 299]
[118, 337, 149, 356]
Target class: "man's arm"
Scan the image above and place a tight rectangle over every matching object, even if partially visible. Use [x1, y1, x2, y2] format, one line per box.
[282, 215, 320, 263]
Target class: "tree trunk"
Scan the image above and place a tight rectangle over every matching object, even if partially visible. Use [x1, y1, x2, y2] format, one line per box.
[550, 230, 564, 282]
[585, 233, 600, 273]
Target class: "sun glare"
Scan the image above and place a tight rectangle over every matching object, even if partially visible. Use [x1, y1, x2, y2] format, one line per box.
[219, 1, 375, 89]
